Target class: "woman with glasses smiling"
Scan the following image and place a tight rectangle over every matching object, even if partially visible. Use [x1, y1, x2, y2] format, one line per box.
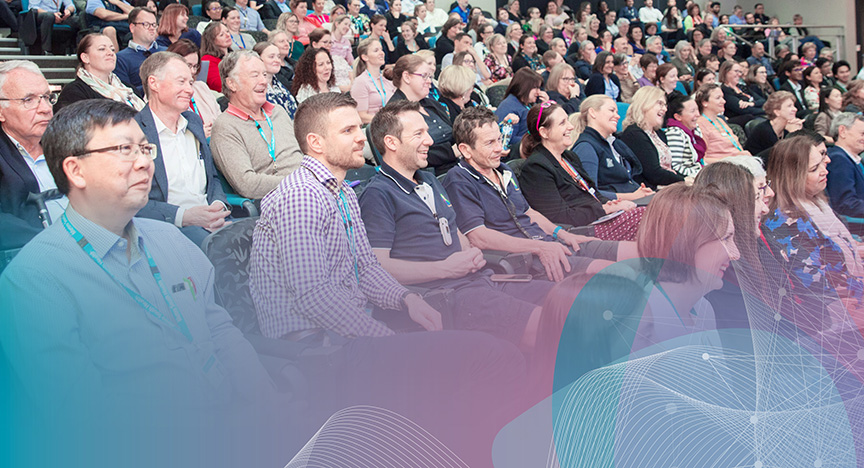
[545, 63, 584, 115]
[56, 33, 145, 113]
[197, 0, 224, 33]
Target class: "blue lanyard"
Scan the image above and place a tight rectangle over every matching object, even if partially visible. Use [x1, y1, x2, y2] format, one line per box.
[702, 114, 742, 151]
[335, 191, 360, 285]
[254, 112, 276, 165]
[61, 213, 194, 343]
[231, 33, 246, 49]
[367, 70, 387, 107]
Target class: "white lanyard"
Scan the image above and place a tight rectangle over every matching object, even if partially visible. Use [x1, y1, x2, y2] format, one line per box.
[414, 182, 453, 246]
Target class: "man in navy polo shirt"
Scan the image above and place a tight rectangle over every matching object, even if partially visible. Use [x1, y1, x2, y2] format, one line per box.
[358, 100, 550, 350]
[443, 107, 621, 283]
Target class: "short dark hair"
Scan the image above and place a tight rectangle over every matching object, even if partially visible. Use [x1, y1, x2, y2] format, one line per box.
[43, 99, 139, 195]
[128, 6, 155, 24]
[308, 27, 330, 45]
[786, 128, 825, 146]
[832, 60, 851, 76]
[455, 32, 471, 42]
[293, 92, 358, 154]
[369, 100, 422, 158]
[665, 93, 694, 121]
[453, 106, 497, 148]
[505, 68, 543, 105]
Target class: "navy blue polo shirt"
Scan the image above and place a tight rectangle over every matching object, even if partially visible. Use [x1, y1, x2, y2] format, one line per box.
[358, 163, 462, 262]
[442, 160, 550, 241]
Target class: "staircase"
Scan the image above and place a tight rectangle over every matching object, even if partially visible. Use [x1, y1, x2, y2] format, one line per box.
[0, 34, 77, 87]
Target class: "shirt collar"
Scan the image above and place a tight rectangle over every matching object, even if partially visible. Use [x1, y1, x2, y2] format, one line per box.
[457, 159, 514, 188]
[379, 162, 436, 194]
[64, 204, 141, 260]
[839, 145, 863, 165]
[151, 109, 188, 136]
[6, 133, 44, 161]
[129, 40, 158, 52]
[225, 101, 275, 120]
[301, 155, 343, 195]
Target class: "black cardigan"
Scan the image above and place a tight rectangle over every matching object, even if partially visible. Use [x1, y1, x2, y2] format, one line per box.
[585, 72, 621, 101]
[744, 118, 784, 155]
[518, 144, 608, 228]
[55, 77, 108, 113]
[618, 125, 684, 189]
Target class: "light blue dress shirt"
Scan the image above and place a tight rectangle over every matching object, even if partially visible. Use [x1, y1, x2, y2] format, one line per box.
[31, 0, 75, 13]
[0, 205, 273, 418]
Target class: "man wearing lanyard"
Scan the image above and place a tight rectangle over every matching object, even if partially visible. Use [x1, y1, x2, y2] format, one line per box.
[359, 101, 552, 350]
[234, 0, 268, 33]
[31, 0, 79, 54]
[0, 99, 285, 467]
[114, 7, 165, 95]
[211, 51, 303, 198]
[443, 107, 617, 282]
[826, 113, 864, 221]
[0, 61, 68, 249]
[134, 52, 230, 246]
[250, 92, 527, 466]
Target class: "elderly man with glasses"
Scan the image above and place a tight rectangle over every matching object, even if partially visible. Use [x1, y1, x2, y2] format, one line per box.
[115, 7, 165, 94]
[0, 60, 67, 250]
[133, 51, 230, 246]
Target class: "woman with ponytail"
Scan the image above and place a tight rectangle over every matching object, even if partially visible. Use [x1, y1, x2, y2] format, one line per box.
[350, 37, 395, 124]
[518, 101, 644, 240]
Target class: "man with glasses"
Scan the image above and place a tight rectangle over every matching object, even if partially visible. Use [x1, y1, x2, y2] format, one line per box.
[115, 7, 165, 94]
[0, 60, 66, 250]
[0, 98, 283, 466]
[134, 52, 230, 246]
[778, 59, 807, 118]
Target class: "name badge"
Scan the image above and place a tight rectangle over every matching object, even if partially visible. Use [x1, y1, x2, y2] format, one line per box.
[606, 158, 614, 168]
[439, 217, 453, 246]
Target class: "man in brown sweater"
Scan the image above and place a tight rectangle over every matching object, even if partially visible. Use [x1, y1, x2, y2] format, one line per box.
[211, 51, 303, 199]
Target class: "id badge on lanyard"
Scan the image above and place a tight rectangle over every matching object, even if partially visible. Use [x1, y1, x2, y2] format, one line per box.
[415, 183, 453, 246]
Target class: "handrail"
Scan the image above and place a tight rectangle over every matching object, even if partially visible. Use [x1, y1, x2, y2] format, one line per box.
[710, 23, 846, 61]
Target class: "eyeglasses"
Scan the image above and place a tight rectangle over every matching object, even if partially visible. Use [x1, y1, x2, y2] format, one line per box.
[757, 179, 772, 197]
[0, 92, 58, 109]
[71, 143, 158, 161]
[411, 73, 433, 82]
[561, 76, 576, 82]
[132, 21, 158, 29]
[208, 5, 222, 10]
[186, 62, 200, 73]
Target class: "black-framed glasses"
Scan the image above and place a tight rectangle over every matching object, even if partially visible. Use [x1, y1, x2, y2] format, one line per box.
[71, 143, 158, 161]
[0, 92, 58, 110]
[132, 21, 157, 29]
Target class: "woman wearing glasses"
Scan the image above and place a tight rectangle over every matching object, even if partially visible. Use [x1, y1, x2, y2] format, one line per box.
[196, 0, 224, 33]
[387, 54, 457, 175]
[56, 33, 145, 113]
[545, 63, 584, 115]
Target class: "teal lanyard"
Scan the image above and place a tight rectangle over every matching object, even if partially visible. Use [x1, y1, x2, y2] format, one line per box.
[335, 191, 360, 285]
[254, 113, 277, 165]
[655, 282, 695, 328]
[702, 114, 743, 151]
[190, 96, 201, 119]
[61, 213, 194, 343]
[367, 70, 387, 107]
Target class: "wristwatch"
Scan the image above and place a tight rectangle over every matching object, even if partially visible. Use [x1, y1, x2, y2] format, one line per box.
[401, 290, 421, 311]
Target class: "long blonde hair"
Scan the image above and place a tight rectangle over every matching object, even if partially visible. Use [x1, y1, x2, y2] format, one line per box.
[622, 86, 665, 131]
[353, 37, 379, 78]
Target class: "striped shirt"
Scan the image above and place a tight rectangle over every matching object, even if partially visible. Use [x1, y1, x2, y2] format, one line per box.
[250, 155, 406, 339]
[665, 125, 704, 178]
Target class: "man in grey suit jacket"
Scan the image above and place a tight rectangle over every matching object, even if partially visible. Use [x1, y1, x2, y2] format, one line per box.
[134, 51, 230, 246]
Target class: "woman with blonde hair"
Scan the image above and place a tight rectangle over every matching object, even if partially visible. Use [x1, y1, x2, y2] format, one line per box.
[744, 90, 802, 155]
[545, 63, 584, 114]
[572, 95, 655, 201]
[483, 33, 513, 84]
[620, 86, 685, 188]
[350, 37, 395, 124]
[437, 64, 477, 123]
[275, 12, 304, 61]
[670, 40, 696, 84]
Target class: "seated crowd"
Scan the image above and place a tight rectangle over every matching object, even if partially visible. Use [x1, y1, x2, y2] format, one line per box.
[3, 1, 864, 466]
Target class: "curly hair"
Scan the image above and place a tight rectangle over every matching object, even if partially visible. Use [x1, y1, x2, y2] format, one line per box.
[291, 47, 335, 95]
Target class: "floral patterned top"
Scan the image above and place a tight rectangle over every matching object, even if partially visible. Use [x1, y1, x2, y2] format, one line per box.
[484, 54, 513, 83]
[761, 202, 864, 306]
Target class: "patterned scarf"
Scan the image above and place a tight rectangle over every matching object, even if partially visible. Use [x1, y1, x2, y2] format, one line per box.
[77, 68, 145, 111]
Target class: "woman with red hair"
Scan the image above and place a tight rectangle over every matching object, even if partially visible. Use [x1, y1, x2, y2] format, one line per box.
[156, 4, 202, 47]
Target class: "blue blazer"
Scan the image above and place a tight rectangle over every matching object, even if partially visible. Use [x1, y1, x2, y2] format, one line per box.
[0, 129, 43, 249]
[826, 145, 864, 218]
[134, 105, 228, 225]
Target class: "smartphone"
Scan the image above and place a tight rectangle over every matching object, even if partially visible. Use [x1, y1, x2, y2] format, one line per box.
[490, 274, 533, 283]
